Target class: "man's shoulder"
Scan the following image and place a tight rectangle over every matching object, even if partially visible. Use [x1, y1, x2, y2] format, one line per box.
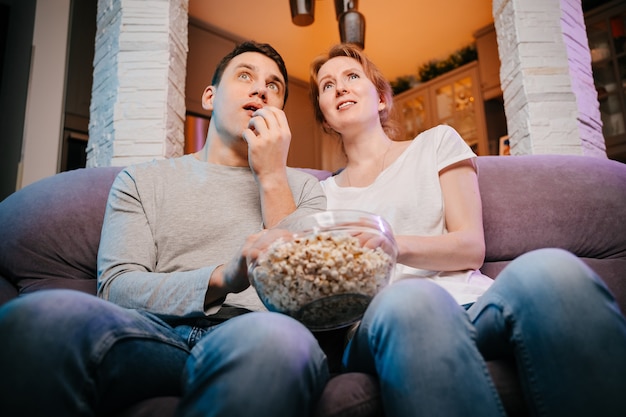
[112, 156, 197, 194]
[122, 155, 195, 176]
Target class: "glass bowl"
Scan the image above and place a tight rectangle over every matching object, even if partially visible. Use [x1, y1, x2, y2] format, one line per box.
[248, 210, 397, 331]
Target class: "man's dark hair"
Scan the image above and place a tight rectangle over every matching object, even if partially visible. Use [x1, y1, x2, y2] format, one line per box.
[211, 41, 289, 104]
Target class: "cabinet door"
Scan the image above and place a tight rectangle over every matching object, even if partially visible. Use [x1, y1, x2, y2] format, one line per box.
[429, 65, 488, 155]
[586, 2, 626, 162]
[394, 88, 431, 141]
[474, 23, 502, 100]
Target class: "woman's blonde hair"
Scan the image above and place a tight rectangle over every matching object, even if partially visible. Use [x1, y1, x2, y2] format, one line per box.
[309, 43, 398, 138]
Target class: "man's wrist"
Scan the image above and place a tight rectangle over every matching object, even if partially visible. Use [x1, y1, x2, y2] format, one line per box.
[205, 265, 228, 306]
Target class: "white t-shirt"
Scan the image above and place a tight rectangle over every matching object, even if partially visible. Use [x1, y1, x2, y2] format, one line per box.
[320, 125, 493, 305]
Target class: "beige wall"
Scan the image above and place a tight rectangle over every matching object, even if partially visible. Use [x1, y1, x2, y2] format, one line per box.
[19, 0, 70, 188]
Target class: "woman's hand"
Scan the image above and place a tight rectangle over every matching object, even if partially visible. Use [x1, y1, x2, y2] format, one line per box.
[346, 217, 397, 255]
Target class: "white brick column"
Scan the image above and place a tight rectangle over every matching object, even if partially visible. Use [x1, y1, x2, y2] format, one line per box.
[493, 0, 606, 157]
[87, 0, 189, 167]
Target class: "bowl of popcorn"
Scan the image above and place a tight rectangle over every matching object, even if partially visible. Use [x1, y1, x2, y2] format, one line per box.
[248, 210, 397, 331]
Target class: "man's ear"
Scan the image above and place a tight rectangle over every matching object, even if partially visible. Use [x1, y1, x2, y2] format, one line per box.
[202, 86, 216, 111]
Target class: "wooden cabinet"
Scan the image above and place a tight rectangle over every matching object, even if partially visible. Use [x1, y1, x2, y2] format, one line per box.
[392, 62, 490, 156]
[474, 23, 502, 101]
[586, 0, 626, 162]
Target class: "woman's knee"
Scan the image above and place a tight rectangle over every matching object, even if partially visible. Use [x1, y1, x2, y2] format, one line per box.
[496, 248, 603, 302]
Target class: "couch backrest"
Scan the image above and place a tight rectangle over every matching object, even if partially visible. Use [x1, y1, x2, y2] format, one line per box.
[1, 156, 624, 311]
[0, 166, 328, 299]
[0, 166, 123, 296]
[477, 155, 626, 311]
[478, 154, 626, 258]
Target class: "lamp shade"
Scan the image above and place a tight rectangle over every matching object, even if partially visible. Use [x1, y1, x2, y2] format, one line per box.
[338, 10, 365, 48]
[334, 0, 359, 19]
[290, 0, 315, 26]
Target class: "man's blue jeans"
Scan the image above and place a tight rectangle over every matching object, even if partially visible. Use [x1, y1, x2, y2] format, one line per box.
[0, 291, 329, 416]
[343, 248, 626, 417]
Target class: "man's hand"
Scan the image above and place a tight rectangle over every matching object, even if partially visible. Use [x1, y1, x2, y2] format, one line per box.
[243, 228, 294, 275]
[242, 106, 291, 182]
[209, 228, 294, 301]
[241, 106, 297, 228]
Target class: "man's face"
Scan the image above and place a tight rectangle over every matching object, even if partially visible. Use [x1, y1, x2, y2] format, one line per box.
[204, 52, 286, 141]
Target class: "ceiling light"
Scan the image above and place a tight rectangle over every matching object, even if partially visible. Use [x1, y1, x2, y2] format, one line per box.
[290, 0, 315, 26]
[290, 0, 366, 48]
[338, 8, 365, 48]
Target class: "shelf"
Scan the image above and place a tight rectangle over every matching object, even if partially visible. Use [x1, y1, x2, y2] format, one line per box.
[393, 62, 489, 156]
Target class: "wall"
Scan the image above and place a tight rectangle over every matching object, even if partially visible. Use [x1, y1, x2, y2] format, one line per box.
[0, 0, 36, 201]
[19, 0, 70, 188]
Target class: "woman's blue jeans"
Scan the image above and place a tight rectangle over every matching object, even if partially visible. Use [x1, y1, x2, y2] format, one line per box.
[0, 291, 329, 417]
[343, 248, 626, 417]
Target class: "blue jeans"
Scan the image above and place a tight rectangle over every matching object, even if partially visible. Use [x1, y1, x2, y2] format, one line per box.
[343, 248, 626, 417]
[0, 291, 329, 417]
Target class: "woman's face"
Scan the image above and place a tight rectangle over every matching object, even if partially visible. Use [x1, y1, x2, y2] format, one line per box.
[316, 56, 383, 134]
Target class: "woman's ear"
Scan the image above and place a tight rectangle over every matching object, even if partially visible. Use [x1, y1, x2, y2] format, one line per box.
[201, 86, 216, 111]
[378, 97, 386, 112]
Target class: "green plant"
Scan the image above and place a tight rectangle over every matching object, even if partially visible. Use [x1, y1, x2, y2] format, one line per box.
[390, 75, 418, 95]
[392, 43, 478, 93]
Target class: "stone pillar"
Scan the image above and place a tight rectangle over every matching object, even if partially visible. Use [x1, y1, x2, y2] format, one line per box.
[493, 0, 606, 157]
[87, 0, 189, 167]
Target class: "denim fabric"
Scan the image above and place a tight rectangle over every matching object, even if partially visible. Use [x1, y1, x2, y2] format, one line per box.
[468, 248, 626, 417]
[1, 248, 624, 417]
[343, 279, 507, 417]
[342, 248, 626, 417]
[176, 312, 329, 417]
[0, 290, 190, 416]
[0, 291, 329, 417]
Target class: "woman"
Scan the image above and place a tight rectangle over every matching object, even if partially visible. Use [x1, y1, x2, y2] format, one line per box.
[309, 43, 626, 417]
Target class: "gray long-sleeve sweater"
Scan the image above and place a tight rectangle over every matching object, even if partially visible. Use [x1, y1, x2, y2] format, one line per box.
[97, 155, 326, 320]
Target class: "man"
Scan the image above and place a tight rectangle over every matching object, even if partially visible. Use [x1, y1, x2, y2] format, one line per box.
[0, 41, 329, 416]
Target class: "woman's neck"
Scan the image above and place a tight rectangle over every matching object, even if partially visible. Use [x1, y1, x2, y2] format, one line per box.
[338, 127, 394, 187]
[341, 124, 392, 167]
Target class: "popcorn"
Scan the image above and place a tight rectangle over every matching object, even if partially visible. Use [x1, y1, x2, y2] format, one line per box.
[250, 231, 394, 321]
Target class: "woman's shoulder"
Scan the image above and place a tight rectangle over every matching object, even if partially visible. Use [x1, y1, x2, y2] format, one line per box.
[412, 125, 470, 153]
[415, 124, 461, 141]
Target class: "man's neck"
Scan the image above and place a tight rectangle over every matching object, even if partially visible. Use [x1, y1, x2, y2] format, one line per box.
[195, 137, 249, 167]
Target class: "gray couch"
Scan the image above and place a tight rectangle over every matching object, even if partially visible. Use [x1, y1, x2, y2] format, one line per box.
[1, 154, 625, 417]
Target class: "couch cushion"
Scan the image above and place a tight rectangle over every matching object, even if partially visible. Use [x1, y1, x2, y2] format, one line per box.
[0, 167, 123, 295]
[313, 373, 383, 417]
[477, 155, 626, 313]
[478, 155, 626, 263]
[0, 275, 18, 307]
